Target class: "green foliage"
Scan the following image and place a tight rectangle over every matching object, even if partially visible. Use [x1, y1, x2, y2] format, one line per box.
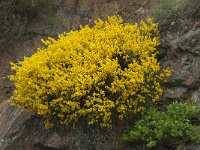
[0, 0, 54, 19]
[0, 0, 55, 42]
[151, 0, 200, 26]
[123, 102, 200, 148]
[151, 0, 178, 25]
[10, 16, 171, 128]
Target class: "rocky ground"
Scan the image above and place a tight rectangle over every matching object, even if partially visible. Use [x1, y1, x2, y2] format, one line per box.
[0, 0, 200, 149]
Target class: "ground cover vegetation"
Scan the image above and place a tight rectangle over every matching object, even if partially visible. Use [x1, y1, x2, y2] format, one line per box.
[151, 0, 200, 26]
[123, 102, 200, 149]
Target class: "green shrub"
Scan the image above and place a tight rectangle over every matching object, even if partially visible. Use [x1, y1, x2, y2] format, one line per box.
[123, 102, 200, 148]
[10, 16, 171, 128]
[151, 0, 178, 25]
[151, 0, 200, 26]
[0, 0, 55, 42]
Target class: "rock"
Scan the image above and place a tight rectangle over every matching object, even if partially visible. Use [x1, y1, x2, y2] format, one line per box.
[163, 87, 188, 100]
[26, 0, 157, 36]
[164, 28, 200, 89]
[0, 101, 32, 150]
[0, 101, 120, 150]
[170, 28, 200, 55]
[190, 87, 200, 106]
[186, 144, 200, 150]
[135, 7, 145, 16]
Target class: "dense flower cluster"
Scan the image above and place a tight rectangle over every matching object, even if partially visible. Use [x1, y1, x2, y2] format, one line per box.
[10, 16, 171, 128]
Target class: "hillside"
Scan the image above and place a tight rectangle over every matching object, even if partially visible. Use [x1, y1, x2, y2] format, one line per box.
[0, 0, 200, 149]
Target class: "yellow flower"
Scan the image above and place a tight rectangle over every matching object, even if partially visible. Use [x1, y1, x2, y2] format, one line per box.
[10, 16, 171, 128]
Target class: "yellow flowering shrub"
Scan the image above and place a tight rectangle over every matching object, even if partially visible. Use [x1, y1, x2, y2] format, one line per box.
[10, 16, 171, 128]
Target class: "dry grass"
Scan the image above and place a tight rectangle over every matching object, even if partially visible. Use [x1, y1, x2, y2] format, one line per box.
[151, 0, 200, 26]
[0, 0, 55, 43]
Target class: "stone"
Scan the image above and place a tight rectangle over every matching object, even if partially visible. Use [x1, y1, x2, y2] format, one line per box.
[186, 144, 200, 150]
[165, 28, 200, 89]
[0, 100, 120, 150]
[163, 87, 188, 100]
[190, 87, 200, 106]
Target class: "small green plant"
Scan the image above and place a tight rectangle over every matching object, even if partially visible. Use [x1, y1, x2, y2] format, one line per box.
[123, 102, 200, 148]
